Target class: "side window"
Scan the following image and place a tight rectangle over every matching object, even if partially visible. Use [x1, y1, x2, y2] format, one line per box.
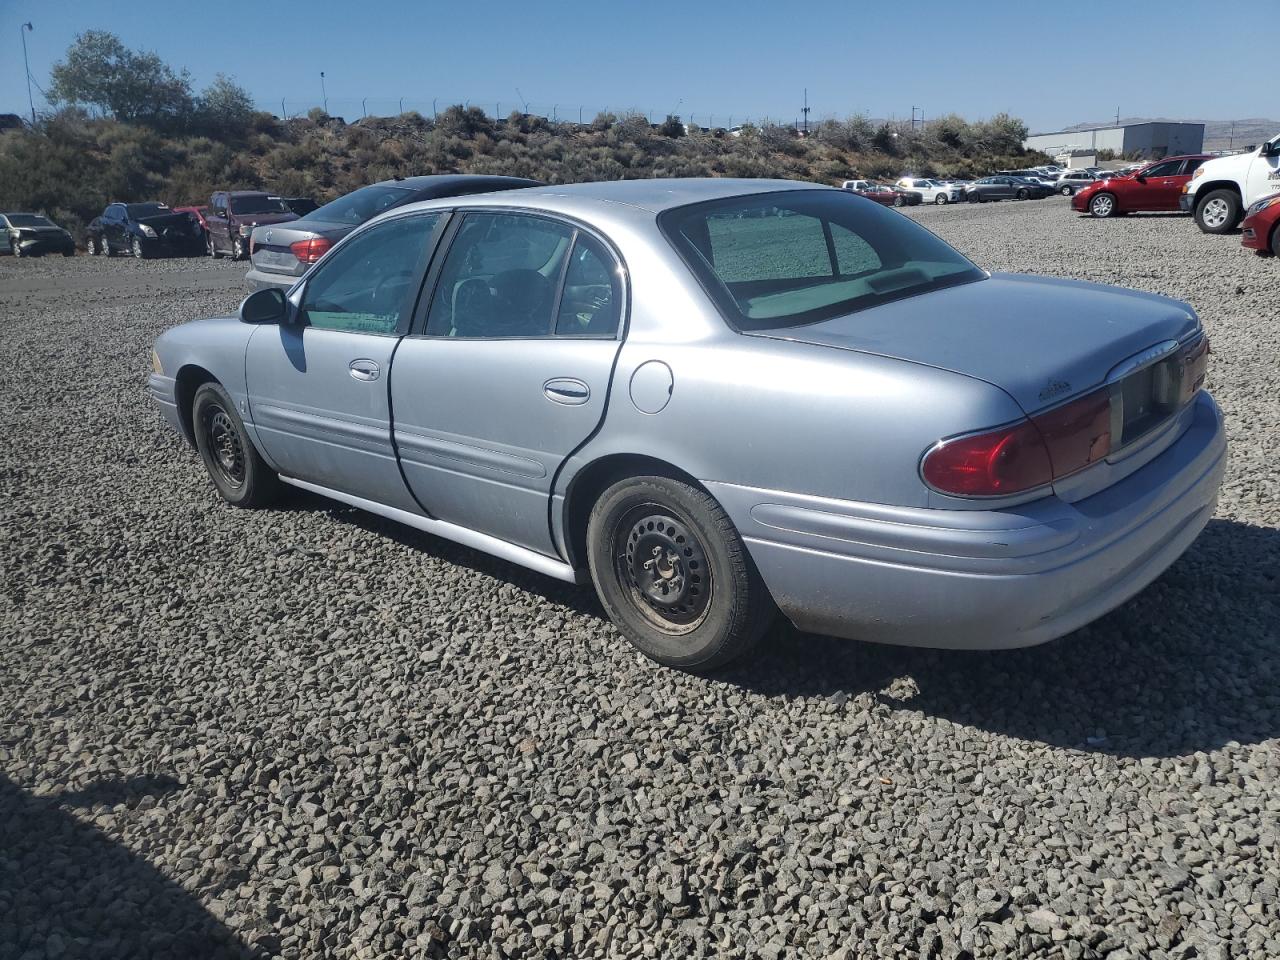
[426, 213, 574, 338]
[1143, 160, 1181, 178]
[1179, 158, 1206, 176]
[554, 234, 622, 337]
[300, 213, 440, 335]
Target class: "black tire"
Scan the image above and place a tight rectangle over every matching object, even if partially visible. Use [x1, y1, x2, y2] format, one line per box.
[86, 236, 99, 256]
[1271, 223, 1280, 258]
[1060, 185, 1073, 196]
[206, 233, 219, 258]
[62, 248, 74, 257]
[131, 236, 146, 259]
[934, 194, 948, 205]
[11, 242, 22, 258]
[586, 475, 775, 673]
[892, 195, 905, 207]
[1016, 188, 1029, 200]
[1089, 192, 1118, 218]
[231, 235, 246, 261]
[1195, 189, 1241, 235]
[103, 236, 115, 257]
[192, 382, 279, 508]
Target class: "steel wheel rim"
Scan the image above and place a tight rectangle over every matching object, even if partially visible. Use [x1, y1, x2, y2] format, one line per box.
[612, 504, 712, 634]
[1202, 198, 1229, 228]
[204, 405, 246, 487]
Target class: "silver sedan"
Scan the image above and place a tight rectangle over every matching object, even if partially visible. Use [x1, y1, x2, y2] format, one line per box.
[149, 179, 1226, 672]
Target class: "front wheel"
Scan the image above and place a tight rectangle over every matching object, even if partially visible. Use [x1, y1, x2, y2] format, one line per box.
[893, 195, 905, 207]
[1271, 223, 1280, 257]
[1089, 193, 1118, 218]
[11, 242, 22, 258]
[192, 382, 279, 508]
[206, 233, 219, 258]
[1060, 185, 1073, 196]
[231, 235, 246, 261]
[1015, 188, 1029, 200]
[934, 194, 948, 205]
[131, 237, 146, 259]
[587, 475, 775, 673]
[1195, 189, 1241, 234]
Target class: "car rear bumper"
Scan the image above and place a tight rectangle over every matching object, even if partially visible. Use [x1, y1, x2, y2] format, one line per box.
[1178, 194, 1195, 213]
[709, 392, 1226, 650]
[245, 266, 301, 291]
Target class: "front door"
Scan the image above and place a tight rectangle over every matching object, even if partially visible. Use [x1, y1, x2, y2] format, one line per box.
[245, 210, 445, 511]
[1132, 158, 1186, 210]
[1246, 139, 1280, 205]
[390, 212, 625, 555]
[104, 205, 127, 250]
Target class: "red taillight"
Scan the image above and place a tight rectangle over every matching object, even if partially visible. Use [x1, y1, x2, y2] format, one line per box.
[923, 387, 1113, 497]
[290, 236, 332, 264]
[922, 419, 1052, 496]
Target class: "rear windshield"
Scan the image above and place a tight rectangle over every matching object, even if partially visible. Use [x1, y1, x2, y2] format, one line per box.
[304, 184, 413, 225]
[230, 195, 291, 215]
[7, 214, 53, 227]
[127, 203, 170, 218]
[660, 189, 984, 331]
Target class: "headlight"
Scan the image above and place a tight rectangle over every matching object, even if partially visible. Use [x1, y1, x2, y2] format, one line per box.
[1190, 168, 1205, 181]
[1246, 195, 1280, 216]
[192, 220, 203, 234]
[139, 224, 157, 238]
[151, 349, 164, 375]
[239, 224, 253, 236]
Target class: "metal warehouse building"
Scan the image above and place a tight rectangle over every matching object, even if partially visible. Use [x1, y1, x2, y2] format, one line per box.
[1023, 122, 1205, 160]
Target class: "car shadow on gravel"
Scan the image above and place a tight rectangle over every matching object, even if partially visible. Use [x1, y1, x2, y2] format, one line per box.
[0, 772, 261, 959]
[718, 518, 1280, 758]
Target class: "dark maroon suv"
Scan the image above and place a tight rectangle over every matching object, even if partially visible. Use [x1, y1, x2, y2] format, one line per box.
[204, 191, 300, 260]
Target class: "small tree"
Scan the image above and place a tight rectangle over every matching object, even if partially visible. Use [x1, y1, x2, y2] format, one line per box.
[195, 74, 255, 139]
[49, 31, 193, 128]
[659, 114, 685, 138]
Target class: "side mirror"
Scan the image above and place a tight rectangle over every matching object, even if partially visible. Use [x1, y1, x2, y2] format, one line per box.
[1135, 175, 1146, 183]
[239, 287, 287, 325]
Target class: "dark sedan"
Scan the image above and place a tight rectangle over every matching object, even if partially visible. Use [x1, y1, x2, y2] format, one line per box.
[1, 213, 75, 257]
[965, 176, 1052, 203]
[246, 175, 542, 290]
[86, 202, 205, 259]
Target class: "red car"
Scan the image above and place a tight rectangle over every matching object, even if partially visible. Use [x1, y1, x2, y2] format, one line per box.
[848, 184, 920, 207]
[1072, 155, 1213, 218]
[1241, 192, 1280, 256]
[172, 205, 210, 233]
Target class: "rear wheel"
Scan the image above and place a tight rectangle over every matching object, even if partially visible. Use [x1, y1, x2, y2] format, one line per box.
[232, 235, 246, 260]
[934, 193, 948, 205]
[1195, 189, 1241, 234]
[86, 236, 99, 256]
[1060, 185, 1073, 196]
[893, 195, 906, 207]
[1089, 193, 1118, 218]
[1015, 188, 1029, 200]
[587, 475, 775, 673]
[192, 382, 279, 508]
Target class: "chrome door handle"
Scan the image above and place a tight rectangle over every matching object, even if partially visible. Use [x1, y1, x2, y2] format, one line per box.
[543, 378, 590, 405]
[349, 359, 380, 382]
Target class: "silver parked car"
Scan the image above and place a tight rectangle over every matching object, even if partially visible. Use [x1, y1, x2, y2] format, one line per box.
[150, 179, 1225, 673]
[245, 174, 541, 290]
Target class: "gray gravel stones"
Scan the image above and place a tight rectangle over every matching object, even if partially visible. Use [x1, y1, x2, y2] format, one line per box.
[2, 201, 1278, 959]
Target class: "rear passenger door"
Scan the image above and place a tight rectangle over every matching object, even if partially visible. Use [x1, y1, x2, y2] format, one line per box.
[389, 211, 626, 556]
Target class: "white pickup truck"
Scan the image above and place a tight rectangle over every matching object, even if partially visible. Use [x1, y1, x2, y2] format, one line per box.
[1180, 134, 1280, 233]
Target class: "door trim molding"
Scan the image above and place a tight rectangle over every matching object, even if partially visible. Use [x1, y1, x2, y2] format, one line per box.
[278, 475, 584, 584]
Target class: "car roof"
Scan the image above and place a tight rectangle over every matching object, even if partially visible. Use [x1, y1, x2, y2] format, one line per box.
[403, 178, 831, 216]
[375, 174, 542, 192]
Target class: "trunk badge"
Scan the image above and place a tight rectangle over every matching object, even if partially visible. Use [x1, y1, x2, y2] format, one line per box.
[1039, 379, 1071, 402]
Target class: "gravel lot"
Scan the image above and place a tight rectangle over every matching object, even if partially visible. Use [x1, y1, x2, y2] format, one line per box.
[2, 199, 1277, 960]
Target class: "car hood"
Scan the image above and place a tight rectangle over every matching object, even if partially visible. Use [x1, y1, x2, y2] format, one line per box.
[751, 273, 1200, 413]
[137, 212, 199, 230]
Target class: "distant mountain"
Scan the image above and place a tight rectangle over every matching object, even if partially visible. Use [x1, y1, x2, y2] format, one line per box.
[1061, 117, 1278, 152]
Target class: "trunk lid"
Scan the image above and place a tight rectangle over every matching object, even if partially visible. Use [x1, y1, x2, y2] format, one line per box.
[249, 219, 354, 277]
[752, 273, 1200, 413]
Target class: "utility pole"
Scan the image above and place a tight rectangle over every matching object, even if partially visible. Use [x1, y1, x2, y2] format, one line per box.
[1229, 121, 1235, 150]
[1115, 106, 1120, 126]
[20, 22, 36, 126]
[399, 97, 404, 114]
[320, 71, 328, 114]
[281, 98, 287, 119]
[802, 88, 810, 136]
[361, 97, 366, 118]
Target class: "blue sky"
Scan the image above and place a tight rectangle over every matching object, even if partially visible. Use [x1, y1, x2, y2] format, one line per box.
[3, 0, 1272, 132]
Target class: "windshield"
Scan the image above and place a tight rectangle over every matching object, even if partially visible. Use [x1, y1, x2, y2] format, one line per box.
[304, 184, 414, 225]
[126, 203, 170, 218]
[8, 215, 53, 228]
[660, 189, 985, 331]
[230, 195, 291, 215]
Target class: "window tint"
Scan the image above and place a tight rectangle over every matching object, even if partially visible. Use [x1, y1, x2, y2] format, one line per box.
[306, 183, 414, 225]
[427, 213, 573, 338]
[555, 234, 622, 337]
[1179, 158, 1207, 175]
[126, 203, 169, 218]
[1143, 160, 1182, 178]
[300, 213, 440, 334]
[230, 195, 290, 215]
[662, 189, 980, 330]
